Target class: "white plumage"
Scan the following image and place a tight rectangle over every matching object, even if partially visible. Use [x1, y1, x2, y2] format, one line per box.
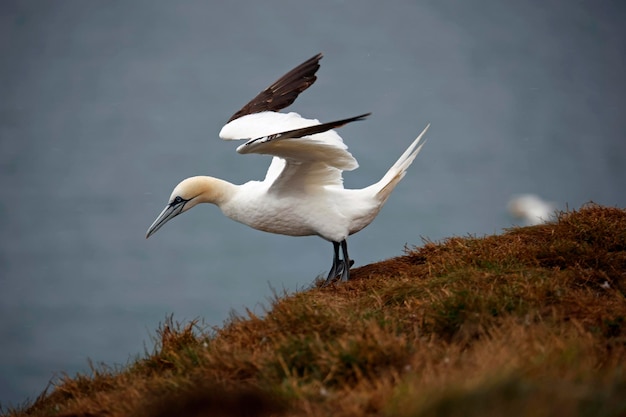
[146, 53, 429, 284]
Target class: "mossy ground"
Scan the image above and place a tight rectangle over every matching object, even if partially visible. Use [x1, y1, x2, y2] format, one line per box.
[4, 204, 626, 416]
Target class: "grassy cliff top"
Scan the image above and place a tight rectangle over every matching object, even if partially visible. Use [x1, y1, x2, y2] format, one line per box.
[5, 204, 626, 417]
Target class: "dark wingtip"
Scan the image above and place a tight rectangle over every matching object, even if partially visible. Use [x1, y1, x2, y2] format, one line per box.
[227, 53, 325, 123]
[328, 112, 372, 128]
[269, 112, 373, 141]
[353, 112, 372, 122]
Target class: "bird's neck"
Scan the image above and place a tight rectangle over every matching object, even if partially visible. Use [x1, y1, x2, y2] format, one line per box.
[190, 176, 237, 207]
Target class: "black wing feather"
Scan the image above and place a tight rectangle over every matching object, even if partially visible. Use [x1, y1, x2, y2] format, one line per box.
[227, 53, 323, 123]
[274, 113, 371, 140]
[242, 113, 371, 148]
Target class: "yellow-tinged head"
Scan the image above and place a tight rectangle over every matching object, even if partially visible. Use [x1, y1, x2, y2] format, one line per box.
[146, 176, 233, 238]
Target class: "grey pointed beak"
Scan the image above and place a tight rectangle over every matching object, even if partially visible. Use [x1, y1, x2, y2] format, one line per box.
[146, 202, 185, 238]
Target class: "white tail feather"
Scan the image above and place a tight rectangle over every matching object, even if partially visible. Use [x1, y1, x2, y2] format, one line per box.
[374, 124, 430, 202]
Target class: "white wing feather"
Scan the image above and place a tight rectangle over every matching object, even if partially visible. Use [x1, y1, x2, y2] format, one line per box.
[220, 112, 356, 165]
[220, 111, 317, 140]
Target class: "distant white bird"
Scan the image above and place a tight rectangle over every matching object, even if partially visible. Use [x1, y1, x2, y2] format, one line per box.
[507, 194, 556, 225]
[146, 53, 429, 285]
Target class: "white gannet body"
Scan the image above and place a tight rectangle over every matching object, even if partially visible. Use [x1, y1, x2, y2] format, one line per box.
[147, 53, 429, 284]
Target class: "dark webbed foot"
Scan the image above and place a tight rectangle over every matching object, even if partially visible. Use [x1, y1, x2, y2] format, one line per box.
[324, 263, 341, 285]
[340, 259, 354, 282]
[322, 265, 342, 287]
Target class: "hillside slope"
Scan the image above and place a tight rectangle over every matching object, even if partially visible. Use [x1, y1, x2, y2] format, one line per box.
[5, 204, 626, 417]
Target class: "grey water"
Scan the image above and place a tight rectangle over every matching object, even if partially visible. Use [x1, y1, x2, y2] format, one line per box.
[1, 0, 624, 406]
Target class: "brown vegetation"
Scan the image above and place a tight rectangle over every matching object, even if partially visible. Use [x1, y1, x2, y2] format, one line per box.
[4, 204, 626, 416]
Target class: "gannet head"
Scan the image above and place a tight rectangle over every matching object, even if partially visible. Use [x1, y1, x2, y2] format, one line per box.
[146, 176, 225, 238]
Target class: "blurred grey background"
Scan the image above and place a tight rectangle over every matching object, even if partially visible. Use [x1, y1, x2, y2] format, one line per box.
[1, 0, 624, 406]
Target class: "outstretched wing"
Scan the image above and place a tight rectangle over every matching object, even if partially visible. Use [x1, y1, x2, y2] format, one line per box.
[226, 53, 323, 123]
[233, 112, 370, 190]
[220, 111, 368, 171]
[218, 54, 370, 190]
[238, 113, 370, 156]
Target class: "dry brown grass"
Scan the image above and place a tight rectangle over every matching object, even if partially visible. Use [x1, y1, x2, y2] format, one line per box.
[4, 204, 626, 416]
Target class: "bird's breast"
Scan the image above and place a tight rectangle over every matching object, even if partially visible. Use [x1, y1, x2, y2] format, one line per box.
[220, 192, 322, 237]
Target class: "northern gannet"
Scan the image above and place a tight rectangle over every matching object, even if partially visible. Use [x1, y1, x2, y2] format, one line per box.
[146, 53, 429, 285]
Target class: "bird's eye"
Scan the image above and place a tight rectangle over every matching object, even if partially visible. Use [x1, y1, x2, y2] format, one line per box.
[172, 196, 183, 205]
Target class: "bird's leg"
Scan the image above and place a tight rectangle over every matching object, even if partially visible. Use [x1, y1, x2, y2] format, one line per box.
[322, 240, 355, 287]
[322, 242, 342, 286]
[340, 240, 352, 282]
